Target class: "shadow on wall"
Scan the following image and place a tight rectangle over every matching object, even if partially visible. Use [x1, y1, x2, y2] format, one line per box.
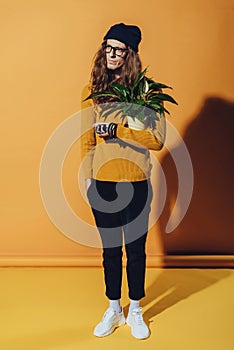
[158, 96, 234, 254]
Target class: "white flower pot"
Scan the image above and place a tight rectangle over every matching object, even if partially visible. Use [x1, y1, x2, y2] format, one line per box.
[127, 116, 145, 130]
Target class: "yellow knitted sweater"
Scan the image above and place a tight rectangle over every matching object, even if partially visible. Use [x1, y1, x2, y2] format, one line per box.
[80, 83, 166, 182]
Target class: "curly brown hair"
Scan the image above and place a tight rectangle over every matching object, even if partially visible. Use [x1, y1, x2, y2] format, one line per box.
[90, 41, 142, 103]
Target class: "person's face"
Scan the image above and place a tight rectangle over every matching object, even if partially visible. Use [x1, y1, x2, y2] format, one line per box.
[105, 39, 127, 71]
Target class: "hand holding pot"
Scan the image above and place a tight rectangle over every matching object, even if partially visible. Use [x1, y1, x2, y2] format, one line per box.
[94, 122, 117, 138]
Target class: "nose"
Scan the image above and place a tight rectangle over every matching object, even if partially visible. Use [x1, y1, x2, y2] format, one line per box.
[109, 48, 116, 58]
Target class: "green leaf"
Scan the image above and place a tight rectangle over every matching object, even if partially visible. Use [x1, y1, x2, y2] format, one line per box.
[136, 97, 145, 105]
[131, 67, 148, 94]
[148, 103, 170, 115]
[82, 91, 121, 101]
[145, 97, 163, 104]
[109, 82, 130, 101]
[147, 79, 172, 90]
[152, 93, 178, 105]
[138, 80, 147, 99]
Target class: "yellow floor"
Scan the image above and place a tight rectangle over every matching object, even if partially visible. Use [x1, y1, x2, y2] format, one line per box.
[0, 267, 233, 350]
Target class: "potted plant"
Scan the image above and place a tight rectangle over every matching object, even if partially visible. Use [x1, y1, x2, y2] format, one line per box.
[83, 67, 178, 130]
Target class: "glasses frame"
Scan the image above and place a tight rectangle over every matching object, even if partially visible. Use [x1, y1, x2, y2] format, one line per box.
[104, 44, 128, 58]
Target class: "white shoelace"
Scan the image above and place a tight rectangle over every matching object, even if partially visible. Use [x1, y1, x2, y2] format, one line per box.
[131, 307, 144, 325]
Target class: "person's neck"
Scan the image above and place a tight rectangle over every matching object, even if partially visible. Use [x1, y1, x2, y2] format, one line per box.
[108, 67, 122, 81]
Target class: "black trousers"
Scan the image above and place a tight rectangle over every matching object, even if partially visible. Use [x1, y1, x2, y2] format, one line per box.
[87, 179, 153, 300]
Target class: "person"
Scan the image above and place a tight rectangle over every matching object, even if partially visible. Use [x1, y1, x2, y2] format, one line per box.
[80, 23, 166, 339]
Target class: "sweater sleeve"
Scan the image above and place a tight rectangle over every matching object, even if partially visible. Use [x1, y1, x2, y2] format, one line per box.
[80, 84, 96, 179]
[116, 112, 166, 151]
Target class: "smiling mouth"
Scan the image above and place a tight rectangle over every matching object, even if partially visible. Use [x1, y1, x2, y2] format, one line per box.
[108, 60, 117, 64]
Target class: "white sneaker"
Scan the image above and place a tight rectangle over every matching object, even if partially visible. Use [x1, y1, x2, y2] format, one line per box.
[93, 307, 125, 337]
[126, 307, 150, 339]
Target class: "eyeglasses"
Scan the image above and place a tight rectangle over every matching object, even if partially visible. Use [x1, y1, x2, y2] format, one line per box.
[104, 45, 128, 57]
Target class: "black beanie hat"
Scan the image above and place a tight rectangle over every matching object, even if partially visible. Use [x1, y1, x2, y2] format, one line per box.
[103, 23, 142, 52]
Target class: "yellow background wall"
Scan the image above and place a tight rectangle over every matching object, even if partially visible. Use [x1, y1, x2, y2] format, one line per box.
[0, 0, 233, 266]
